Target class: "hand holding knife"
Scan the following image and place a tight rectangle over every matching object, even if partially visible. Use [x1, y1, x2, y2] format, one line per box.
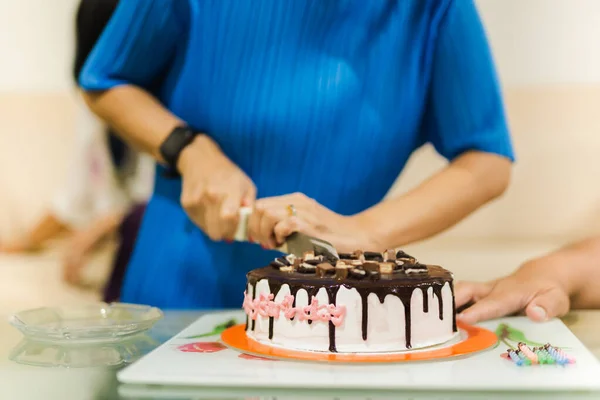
[233, 206, 339, 260]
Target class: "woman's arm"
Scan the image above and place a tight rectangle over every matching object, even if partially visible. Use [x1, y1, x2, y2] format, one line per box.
[249, 150, 510, 252]
[360, 0, 514, 249]
[80, 0, 255, 240]
[355, 151, 511, 249]
[82, 85, 182, 164]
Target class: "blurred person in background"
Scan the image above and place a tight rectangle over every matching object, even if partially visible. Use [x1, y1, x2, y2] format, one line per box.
[456, 236, 600, 324]
[0, 0, 153, 302]
[81, 0, 514, 308]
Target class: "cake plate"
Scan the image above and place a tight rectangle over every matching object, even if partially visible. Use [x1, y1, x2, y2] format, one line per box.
[117, 311, 600, 392]
[220, 322, 497, 363]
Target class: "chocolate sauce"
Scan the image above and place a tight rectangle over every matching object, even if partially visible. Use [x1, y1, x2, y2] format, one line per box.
[246, 262, 456, 352]
[267, 281, 284, 340]
[402, 292, 412, 349]
[420, 287, 429, 313]
[325, 286, 341, 352]
[360, 291, 369, 341]
[250, 280, 257, 331]
[433, 285, 444, 320]
[450, 282, 457, 332]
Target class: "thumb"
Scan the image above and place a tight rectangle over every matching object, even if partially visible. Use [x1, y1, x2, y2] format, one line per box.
[525, 287, 570, 322]
[458, 289, 522, 325]
[220, 184, 256, 240]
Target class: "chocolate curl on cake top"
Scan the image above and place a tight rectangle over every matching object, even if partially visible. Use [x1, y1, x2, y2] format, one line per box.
[268, 249, 427, 280]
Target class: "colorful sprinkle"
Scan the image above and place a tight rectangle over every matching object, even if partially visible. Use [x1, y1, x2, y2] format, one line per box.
[518, 342, 538, 364]
[546, 346, 569, 365]
[546, 344, 576, 364]
[534, 348, 550, 364]
[507, 349, 523, 366]
[515, 350, 532, 366]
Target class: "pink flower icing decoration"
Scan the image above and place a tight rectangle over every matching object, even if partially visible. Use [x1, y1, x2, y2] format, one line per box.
[243, 291, 346, 326]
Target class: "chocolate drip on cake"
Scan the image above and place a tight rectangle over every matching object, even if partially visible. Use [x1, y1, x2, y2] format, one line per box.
[250, 280, 257, 331]
[420, 287, 429, 313]
[268, 281, 284, 340]
[433, 285, 444, 320]
[401, 290, 412, 349]
[325, 286, 341, 352]
[360, 291, 369, 341]
[289, 285, 300, 321]
[305, 285, 320, 325]
[450, 282, 457, 332]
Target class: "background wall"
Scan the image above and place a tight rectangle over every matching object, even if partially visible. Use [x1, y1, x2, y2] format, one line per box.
[2, 0, 600, 92]
[1, 0, 600, 310]
[0, 0, 77, 93]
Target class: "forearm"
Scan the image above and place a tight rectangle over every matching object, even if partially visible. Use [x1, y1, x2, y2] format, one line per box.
[355, 151, 511, 249]
[523, 237, 600, 310]
[82, 85, 183, 163]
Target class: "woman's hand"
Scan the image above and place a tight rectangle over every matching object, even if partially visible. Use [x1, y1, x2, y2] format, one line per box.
[178, 135, 256, 241]
[455, 261, 571, 325]
[247, 192, 381, 253]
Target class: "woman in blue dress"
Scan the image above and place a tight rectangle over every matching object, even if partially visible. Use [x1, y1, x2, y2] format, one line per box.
[81, 0, 514, 309]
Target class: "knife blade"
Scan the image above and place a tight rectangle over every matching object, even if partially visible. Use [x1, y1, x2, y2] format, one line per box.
[233, 207, 339, 260]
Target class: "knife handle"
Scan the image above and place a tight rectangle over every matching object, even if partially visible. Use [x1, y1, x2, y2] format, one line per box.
[233, 206, 252, 242]
[233, 207, 288, 253]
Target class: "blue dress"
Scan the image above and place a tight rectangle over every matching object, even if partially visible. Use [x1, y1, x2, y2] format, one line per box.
[81, 0, 514, 309]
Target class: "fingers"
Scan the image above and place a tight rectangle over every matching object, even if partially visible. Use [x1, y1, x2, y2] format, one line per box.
[181, 178, 256, 242]
[273, 216, 316, 244]
[457, 282, 523, 325]
[218, 190, 245, 242]
[245, 192, 324, 248]
[525, 287, 570, 322]
[454, 281, 493, 309]
[248, 201, 287, 249]
[204, 188, 228, 240]
[241, 185, 257, 207]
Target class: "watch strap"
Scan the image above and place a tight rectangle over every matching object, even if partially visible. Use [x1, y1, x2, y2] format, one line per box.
[159, 126, 199, 178]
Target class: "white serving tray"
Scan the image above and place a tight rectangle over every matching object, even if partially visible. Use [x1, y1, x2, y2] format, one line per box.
[118, 311, 600, 392]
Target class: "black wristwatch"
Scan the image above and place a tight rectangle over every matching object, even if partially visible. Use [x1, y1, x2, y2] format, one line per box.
[159, 126, 200, 178]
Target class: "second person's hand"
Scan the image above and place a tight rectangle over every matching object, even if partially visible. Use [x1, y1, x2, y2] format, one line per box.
[455, 261, 571, 325]
[177, 135, 256, 241]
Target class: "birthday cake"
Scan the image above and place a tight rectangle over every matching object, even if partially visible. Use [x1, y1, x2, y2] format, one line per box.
[243, 250, 457, 353]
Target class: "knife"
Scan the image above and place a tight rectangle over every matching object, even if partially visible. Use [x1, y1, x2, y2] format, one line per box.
[233, 207, 339, 260]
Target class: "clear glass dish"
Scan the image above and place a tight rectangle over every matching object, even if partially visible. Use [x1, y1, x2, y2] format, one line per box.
[9, 334, 159, 368]
[8, 303, 163, 345]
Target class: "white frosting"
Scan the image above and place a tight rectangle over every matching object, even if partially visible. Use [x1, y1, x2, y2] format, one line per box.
[245, 279, 456, 353]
